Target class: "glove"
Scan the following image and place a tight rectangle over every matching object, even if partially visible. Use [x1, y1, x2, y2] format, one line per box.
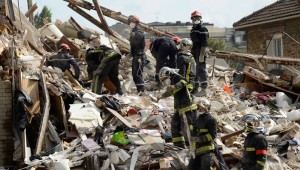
[199, 48, 205, 62]
[93, 71, 100, 77]
[121, 55, 126, 61]
[166, 85, 175, 93]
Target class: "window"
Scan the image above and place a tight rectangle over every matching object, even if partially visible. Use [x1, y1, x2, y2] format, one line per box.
[274, 38, 282, 57]
[266, 33, 283, 71]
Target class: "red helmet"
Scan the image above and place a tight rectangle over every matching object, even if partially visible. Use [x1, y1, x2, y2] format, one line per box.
[59, 43, 71, 50]
[128, 15, 140, 23]
[172, 36, 181, 44]
[191, 10, 202, 19]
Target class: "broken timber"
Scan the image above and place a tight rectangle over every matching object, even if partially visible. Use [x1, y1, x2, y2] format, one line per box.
[35, 71, 50, 154]
[63, 0, 176, 37]
[67, 3, 130, 52]
[215, 51, 300, 71]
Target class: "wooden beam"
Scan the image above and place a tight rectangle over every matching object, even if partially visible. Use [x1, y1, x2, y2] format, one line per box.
[67, 3, 104, 30]
[106, 107, 133, 128]
[26, 0, 34, 24]
[67, 3, 130, 51]
[221, 129, 244, 142]
[92, 0, 113, 35]
[68, 17, 83, 31]
[35, 71, 50, 154]
[25, 2, 37, 20]
[64, 0, 176, 37]
[216, 51, 300, 68]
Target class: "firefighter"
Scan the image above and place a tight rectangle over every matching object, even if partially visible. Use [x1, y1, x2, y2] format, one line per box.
[45, 43, 80, 80]
[150, 36, 180, 83]
[85, 45, 123, 95]
[176, 38, 196, 93]
[128, 15, 146, 93]
[188, 97, 217, 170]
[158, 66, 197, 148]
[240, 114, 268, 170]
[190, 10, 210, 96]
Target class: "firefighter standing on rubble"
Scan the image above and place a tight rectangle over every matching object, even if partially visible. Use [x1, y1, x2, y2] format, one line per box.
[45, 43, 80, 80]
[189, 97, 217, 170]
[240, 114, 268, 170]
[158, 66, 197, 148]
[150, 36, 180, 83]
[128, 15, 146, 93]
[190, 10, 210, 96]
[85, 44, 123, 95]
[176, 38, 196, 93]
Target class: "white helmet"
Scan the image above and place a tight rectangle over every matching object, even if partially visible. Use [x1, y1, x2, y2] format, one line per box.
[159, 67, 179, 85]
[194, 97, 210, 115]
[240, 114, 264, 133]
[179, 38, 192, 51]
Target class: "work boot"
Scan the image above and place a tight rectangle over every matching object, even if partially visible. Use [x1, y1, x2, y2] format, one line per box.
[191, 82, 200, 94]
[116, 89, 123, 95]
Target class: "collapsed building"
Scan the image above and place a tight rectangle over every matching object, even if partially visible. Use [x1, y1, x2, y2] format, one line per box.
[1, 0, 300, 169]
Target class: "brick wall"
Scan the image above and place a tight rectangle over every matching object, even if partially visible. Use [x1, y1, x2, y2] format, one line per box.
[0, 80, 13, 166]
[246, 18, 300, 58]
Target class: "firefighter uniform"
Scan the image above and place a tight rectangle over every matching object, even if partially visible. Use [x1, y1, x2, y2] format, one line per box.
[86, 45, 123, 95]
[190, 23, 209, 91]
[129, 26, 146, 92]
[150, 37, 177, 82]
[161, 73, 197, 148]
[45, 51, 80, 80]
[242, 132, 268, 170]
[177, 50, 196, 92]
[188, 111, 217, 170]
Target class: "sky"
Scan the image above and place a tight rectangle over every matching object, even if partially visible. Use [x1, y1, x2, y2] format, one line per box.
[12, 0, 277, 32]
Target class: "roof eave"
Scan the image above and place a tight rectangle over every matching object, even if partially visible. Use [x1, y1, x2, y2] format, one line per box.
[233, 14, 300, 30]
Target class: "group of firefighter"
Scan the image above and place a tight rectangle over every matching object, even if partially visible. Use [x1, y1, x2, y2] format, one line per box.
[45, 9, 268, 170]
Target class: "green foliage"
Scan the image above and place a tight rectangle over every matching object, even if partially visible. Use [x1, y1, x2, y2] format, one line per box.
[208, 38, 227, 51]
[34, 6, 52, 28]
[226, 47, 246, 53]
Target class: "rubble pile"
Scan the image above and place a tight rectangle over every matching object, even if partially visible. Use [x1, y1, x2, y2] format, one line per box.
[1, 2, 300, 170]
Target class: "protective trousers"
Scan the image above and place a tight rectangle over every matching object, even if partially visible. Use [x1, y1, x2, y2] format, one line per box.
[188, 152, 214, 170]
[132, 55, 145, 92]
[154, 42, 177, 82]
[92, 58, 122, 95]
[191, 47, 207, 89]
[171, 110, 196, 148]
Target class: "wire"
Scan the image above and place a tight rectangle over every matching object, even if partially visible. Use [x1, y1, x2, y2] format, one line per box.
[282, 31, 300, 45]
[261, 31, 276, 59]
[262, 30, 300, 59]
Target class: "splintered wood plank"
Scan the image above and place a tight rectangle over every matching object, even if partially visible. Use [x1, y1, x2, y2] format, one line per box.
[35, 72, 50, 154]
[20, 76, 40, 115]
[105, 107, 133, 128]
[138, 133, 164, 150]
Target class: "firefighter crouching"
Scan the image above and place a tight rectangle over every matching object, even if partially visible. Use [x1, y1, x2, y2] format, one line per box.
[188, 97, 217, 170]
[240, 114, 268, 170]
[85, 45, 123, 95]
[45, 43, 80, 80]
[157, 66, 197, 148]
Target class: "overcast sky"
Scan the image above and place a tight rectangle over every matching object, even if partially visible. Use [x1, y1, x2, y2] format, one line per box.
[13, 0, 277, 32]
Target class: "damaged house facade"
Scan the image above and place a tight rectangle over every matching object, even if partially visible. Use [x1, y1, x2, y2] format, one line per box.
[233, 0, 300, 59]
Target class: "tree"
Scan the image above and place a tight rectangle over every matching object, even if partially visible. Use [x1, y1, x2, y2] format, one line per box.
[208, 38, 227, 51]
[34, 6, 52, 28]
